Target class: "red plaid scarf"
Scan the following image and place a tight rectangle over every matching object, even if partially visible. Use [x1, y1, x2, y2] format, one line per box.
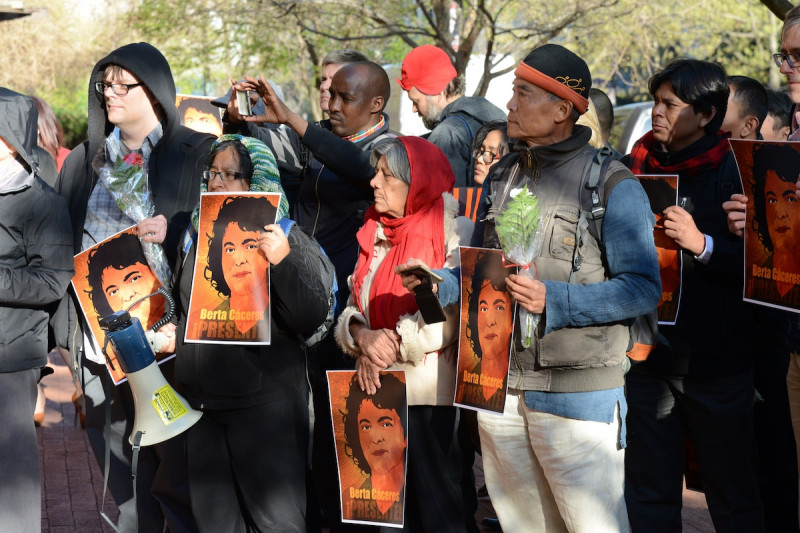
[627, 131, 731, 177]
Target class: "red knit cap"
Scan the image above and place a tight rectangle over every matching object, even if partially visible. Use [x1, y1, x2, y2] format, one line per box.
[397, 45, 457, 95]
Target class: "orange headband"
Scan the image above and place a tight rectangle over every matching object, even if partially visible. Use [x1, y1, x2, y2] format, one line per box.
[514, 61, 589, 114]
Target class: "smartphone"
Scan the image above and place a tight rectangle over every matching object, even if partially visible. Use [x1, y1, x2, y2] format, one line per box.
[400, 264, 444, 284]
[399, 264, 446, 324]
[236, 90, 253, 116]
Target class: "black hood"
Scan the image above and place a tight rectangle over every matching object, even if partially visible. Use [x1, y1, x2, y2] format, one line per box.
[87, 42, 178, 156]
[0, 87, 38, 173]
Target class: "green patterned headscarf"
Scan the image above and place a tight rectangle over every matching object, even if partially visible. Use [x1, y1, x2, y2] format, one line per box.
[191, 134, 289, 230]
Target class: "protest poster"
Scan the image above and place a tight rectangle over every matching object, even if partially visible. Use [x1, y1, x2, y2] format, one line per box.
[328, 370, 407, 528]
[452, 187, 484, 222]
[637, 174, 682, 324]
[184, 192, 279, 344]
[71, 226, 172, 385]
[454, 247, 515, 413]
[175, 95, 223, 137]
[730, 139, 800, 312]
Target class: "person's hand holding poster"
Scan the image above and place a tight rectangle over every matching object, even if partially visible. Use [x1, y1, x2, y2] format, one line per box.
[730, 139, 800, 312]
[454, 247, 515, 413]
[637, 174, 681, 324]
[71, 226, 171, 384]
[328, 370, 407, 528]
[185, 192, 280, 344]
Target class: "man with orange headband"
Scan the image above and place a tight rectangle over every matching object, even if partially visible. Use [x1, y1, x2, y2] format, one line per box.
[397, 45, 505, 187]
[406, 43, 660, 531]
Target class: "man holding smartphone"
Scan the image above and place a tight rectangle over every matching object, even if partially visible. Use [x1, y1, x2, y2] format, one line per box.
[223, 60, 397, 532]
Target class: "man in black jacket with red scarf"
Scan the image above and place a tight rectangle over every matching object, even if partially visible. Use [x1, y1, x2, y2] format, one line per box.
[622, 59, 763, 532]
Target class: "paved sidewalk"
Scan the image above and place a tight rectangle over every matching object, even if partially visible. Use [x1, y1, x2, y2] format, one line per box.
[37, 351, 712, 532]
[37, 349, 118, 533]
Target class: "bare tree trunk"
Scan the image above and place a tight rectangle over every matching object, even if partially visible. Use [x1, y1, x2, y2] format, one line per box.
[760, 0, 795, 20]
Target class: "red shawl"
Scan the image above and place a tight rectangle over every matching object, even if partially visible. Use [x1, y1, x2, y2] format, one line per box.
[352, 137, 455, 330]
[628, 130, 731, 177]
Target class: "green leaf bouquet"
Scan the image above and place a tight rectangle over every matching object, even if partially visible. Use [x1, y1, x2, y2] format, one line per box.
[494, 185, 544, 347]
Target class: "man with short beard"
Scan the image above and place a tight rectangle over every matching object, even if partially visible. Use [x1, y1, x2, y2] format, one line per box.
[397, 45, 505, 187]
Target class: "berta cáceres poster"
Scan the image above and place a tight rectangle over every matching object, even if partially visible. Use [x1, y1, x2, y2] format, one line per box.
[184, 192, 280, 344]
[328, 370, 407, 528]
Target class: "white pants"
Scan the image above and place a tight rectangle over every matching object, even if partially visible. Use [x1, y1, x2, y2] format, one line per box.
[477, 389, 630, 533]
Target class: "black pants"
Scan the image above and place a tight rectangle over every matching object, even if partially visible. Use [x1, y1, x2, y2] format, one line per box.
[625, 363, 764, 533]
[383, 406, 478, 533]
[187, 393, 309, 533]
[82, 357, 196, 533]
[0, 368, 40, 532]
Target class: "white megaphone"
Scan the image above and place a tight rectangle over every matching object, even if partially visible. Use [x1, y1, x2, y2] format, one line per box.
[100, 310, 202, 446]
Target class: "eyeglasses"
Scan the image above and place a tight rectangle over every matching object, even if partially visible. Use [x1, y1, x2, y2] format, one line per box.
[773, 52, 800, 68]
[94, 81, 143, 96]
[474, 150, 500, 165]
[203, 170, 245, 183]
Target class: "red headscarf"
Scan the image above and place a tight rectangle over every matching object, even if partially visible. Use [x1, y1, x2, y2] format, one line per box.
[352, 137, 455, 330]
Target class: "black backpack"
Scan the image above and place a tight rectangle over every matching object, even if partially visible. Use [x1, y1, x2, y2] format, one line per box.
[571, 146, 659, 364]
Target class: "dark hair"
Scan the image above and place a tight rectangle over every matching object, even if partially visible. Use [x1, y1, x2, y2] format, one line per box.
[331, 61, 391, 113]
[204, 196, 276, 297]
[177, 98, 222, 126]
[751, 144, 800, 252]
[648, 59, 728, 135]
[766, 89, 792, 133]
[205, 140, 254, 185]
[472, 121, 509, 157]
[588, 88, 614, 140]
[357, 61, 391, 111]
[322, 49, 368, 68]
[86, 232, 150, 317]
[342, 372, 407, 476]
[31, 96, 64, 162]
[466, 252, 512, 358]
[783, 5, 800, 40]
[728, 76, 768, 132]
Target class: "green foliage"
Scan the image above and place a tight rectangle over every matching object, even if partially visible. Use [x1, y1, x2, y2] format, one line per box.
[494, 185, 541, 260]
[41, 81, 90, 149]
[0, 0, 137, 148]
[0, 0, 785, 144]
[572, 0, 782, 101]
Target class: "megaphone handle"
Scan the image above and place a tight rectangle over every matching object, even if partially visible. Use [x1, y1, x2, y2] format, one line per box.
[100, 336, 117, 372]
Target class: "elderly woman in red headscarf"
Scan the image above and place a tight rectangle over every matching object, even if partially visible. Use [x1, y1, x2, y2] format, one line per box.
[335, 136, 475, 531]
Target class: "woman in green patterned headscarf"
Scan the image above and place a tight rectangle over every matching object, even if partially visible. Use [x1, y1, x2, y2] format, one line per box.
[172, 134, 334, 532]
[190, 133, 289, 231]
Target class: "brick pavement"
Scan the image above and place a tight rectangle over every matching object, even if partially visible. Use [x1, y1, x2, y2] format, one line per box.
[37, 349, 118, 533]
[36, 350, 712, 533]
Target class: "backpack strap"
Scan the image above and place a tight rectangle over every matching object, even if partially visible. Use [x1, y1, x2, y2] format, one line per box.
[569, 147, 657, 363]
[570, 146, 617, 279]
[443, 114, 475, 142]
[278, 218, 295, 236]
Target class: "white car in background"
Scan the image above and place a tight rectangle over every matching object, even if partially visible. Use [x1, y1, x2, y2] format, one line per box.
[609, 101, 653, 156]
